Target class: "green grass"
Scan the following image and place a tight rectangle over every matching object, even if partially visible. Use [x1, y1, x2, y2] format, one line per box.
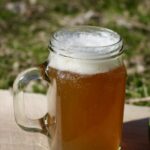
[133, 101, 150, 107]
[0, 0, 150, 106]
[126, 73, 150, 98]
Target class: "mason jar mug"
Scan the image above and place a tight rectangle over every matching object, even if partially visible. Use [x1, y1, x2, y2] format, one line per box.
[13, 26, 126, 150]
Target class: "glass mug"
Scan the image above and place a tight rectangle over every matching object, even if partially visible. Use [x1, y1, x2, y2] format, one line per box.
[13, 26, 126, 150]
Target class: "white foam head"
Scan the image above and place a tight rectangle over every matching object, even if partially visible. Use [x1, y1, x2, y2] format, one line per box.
[48, 26, 123, 74]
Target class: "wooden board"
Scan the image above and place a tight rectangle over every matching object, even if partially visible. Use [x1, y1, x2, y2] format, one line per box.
[0, 90, 150, 150]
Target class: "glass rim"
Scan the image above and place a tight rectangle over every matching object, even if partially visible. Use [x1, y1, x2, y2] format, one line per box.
[48, 26, 124, 60]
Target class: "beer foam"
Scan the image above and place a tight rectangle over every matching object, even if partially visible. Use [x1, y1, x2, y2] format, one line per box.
[48, 27, 123, 74]
[48, 52, 122, 74]
[52, 28, 119, 47]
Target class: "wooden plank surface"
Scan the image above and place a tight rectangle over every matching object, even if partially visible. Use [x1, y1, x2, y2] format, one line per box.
[0, 90, 150, 150]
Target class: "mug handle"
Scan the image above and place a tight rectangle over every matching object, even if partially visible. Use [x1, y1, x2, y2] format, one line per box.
[13, 62, 50, 137]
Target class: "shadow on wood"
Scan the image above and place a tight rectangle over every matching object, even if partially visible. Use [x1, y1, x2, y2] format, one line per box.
[122, 118, 150, 150]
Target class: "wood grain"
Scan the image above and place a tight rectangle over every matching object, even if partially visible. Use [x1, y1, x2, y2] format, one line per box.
[0, 90, 150, 150]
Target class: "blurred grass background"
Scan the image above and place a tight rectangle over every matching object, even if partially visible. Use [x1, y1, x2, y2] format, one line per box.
[0, 0, 150, 105]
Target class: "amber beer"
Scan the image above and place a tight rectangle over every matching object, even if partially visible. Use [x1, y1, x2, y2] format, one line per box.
[46, 52, 126, 150]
